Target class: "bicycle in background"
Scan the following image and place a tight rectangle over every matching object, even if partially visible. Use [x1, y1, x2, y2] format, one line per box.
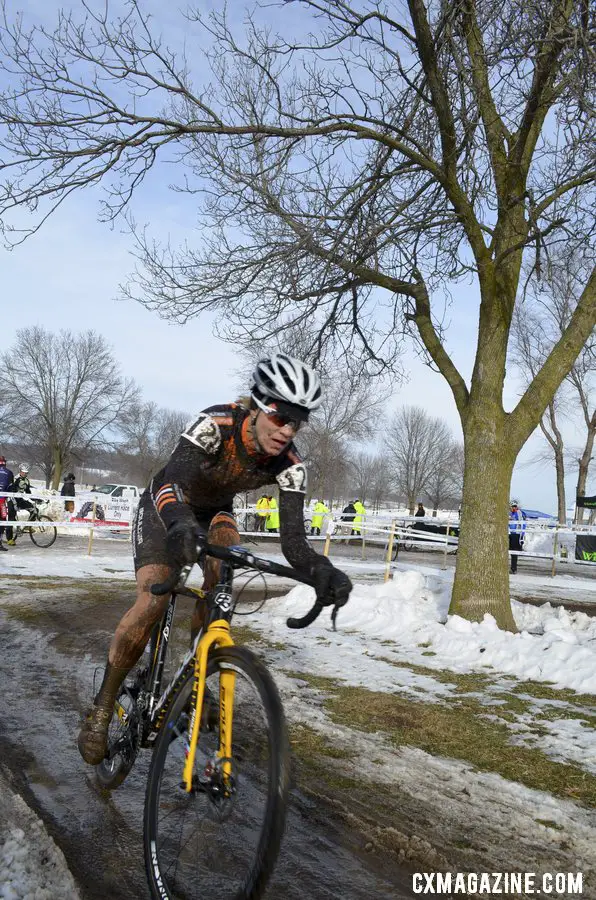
[8, 499, 57, 548]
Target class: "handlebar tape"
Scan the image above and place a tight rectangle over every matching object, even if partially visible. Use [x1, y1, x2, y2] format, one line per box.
[286, 599, 324, 629]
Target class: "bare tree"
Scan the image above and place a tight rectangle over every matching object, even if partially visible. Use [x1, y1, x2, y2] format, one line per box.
[0, 2, 595, 627]
[510, 305, 571, 522]
[348, 450, 377, 506]
[0, 327, 138, 488]
[116, 400, 189, 486]
[349, 450, 393, 512]
[511, 249, 596, 523]
[425, 440, 464, 516]
[385, 406, 453, 513]
[237, 330, 391, 506]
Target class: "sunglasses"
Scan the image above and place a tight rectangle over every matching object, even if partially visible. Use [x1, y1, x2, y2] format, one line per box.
[265, 410, 303, 431]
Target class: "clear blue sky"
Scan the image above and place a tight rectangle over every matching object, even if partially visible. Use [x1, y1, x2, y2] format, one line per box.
[1, 0, 588, 516]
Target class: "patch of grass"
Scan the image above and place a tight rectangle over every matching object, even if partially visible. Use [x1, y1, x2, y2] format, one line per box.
[0, 578, 74, 590]
[3, 604, 45, 622]
[232, 623, 286, 651]
[284, 671, 339, 691]
[373, 656, 494, 693]
[510, 680, 596, 708]
[535, 819, 565, 831]
[421, 651, 437, 657]
[286, 674, 596, 807]
[290, 724, 356, 762]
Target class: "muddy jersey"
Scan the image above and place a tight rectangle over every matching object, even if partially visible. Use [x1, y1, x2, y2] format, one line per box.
[143, 403, 324, 575]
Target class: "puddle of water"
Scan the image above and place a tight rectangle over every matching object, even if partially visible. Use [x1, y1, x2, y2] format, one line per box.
[0, 598, 414, 900]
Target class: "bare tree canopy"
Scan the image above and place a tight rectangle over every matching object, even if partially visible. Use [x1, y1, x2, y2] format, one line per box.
[236, 330, 391, 503]
[511, 248, 596, 522]
[116, 400, 189, 486]
[386, 406, 453, 512]
[0, 0, 595, 627]
[0, 327, 138, 488]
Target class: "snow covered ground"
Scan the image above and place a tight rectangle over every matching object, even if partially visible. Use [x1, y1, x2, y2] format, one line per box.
[1, 539, 595, 895]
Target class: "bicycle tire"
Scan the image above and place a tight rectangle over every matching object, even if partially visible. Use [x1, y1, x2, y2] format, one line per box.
[29, 515, 57, 548]
[144, 645, 290, 900]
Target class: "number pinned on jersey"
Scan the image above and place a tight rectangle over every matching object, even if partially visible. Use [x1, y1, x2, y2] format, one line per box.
[277, 463, 307, 493]
[182, 414, 221, 453]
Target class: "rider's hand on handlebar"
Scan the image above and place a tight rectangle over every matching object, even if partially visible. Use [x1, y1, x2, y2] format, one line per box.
[166, 520, 204, 570]
[313, 565, 352, 608]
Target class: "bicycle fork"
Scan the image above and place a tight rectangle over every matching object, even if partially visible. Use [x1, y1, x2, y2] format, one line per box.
[182, 619, 235, 792]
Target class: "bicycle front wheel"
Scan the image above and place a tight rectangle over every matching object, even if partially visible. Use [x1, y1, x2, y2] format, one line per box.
[144, 646, 290, 900]
[29, 516, 57, 548]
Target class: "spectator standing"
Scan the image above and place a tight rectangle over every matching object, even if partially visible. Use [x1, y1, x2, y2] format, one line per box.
[352, 499, 366, 537]
[340, 500, 356, 541]
[255, 494, 270, 532]
[266, 495, 280, 533]
[508, 499, 526, 574]
[0, 456, 14, 549]
[311, 499, 330, 536]
[415, 502, 426, 518]
[61, 472, 76, 513]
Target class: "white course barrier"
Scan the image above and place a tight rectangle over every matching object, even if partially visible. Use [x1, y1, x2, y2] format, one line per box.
[2, 494, 594, 577]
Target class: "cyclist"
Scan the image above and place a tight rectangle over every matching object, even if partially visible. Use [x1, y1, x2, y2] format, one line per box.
[78, 355, 353, 765]
[6, 464, 33, 544]
[0, 456, 14, 550]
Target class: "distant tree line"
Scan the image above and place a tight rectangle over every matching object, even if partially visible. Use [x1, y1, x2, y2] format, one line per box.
[0, 327, 464, 513]
[0, 326, 189, 489]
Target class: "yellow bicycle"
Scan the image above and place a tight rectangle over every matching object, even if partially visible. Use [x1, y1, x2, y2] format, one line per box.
[97, 535, 329, 900]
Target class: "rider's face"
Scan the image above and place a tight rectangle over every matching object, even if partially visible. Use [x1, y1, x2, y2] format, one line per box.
[254, 410, 299, 455]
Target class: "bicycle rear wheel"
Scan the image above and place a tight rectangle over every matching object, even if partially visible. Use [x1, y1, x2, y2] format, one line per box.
[144, 645, 290, 900]
[29, 516, 57, 548]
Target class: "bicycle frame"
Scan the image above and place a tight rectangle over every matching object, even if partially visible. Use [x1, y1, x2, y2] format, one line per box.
[121, 560, 239, 792]
[123, 540, 326, 799]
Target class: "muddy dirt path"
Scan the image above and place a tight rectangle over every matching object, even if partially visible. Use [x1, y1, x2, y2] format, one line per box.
[0, 577, 414, 900]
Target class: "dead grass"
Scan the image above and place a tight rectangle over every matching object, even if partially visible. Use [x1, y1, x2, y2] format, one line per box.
[286, 671, 596, 807]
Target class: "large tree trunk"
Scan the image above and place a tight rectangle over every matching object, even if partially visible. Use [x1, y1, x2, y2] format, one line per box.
[51, 446, 63, 491]
[449, 411, 517, 632]
[554, 450, 566, 524]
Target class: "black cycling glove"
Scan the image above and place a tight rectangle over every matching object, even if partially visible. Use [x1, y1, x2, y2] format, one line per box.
[313, 564, 352, 608]
[166, 518, 202, 570]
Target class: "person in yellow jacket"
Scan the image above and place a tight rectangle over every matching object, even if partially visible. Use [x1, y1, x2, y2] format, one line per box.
[310, 499, 330, 536]
[255, 494, 270, 532]
[266, 495, 280, 533]
[351, 500, 366, 536]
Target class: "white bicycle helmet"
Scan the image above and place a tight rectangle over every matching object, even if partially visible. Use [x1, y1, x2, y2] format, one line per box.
[251, 354, 322, 411]
[19, 463, 30, 473]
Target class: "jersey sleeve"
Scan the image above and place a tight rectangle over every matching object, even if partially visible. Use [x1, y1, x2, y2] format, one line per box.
[279, 490, 332, 574]
[181, 412, 222, 454]
[275, 446, 308, 494]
